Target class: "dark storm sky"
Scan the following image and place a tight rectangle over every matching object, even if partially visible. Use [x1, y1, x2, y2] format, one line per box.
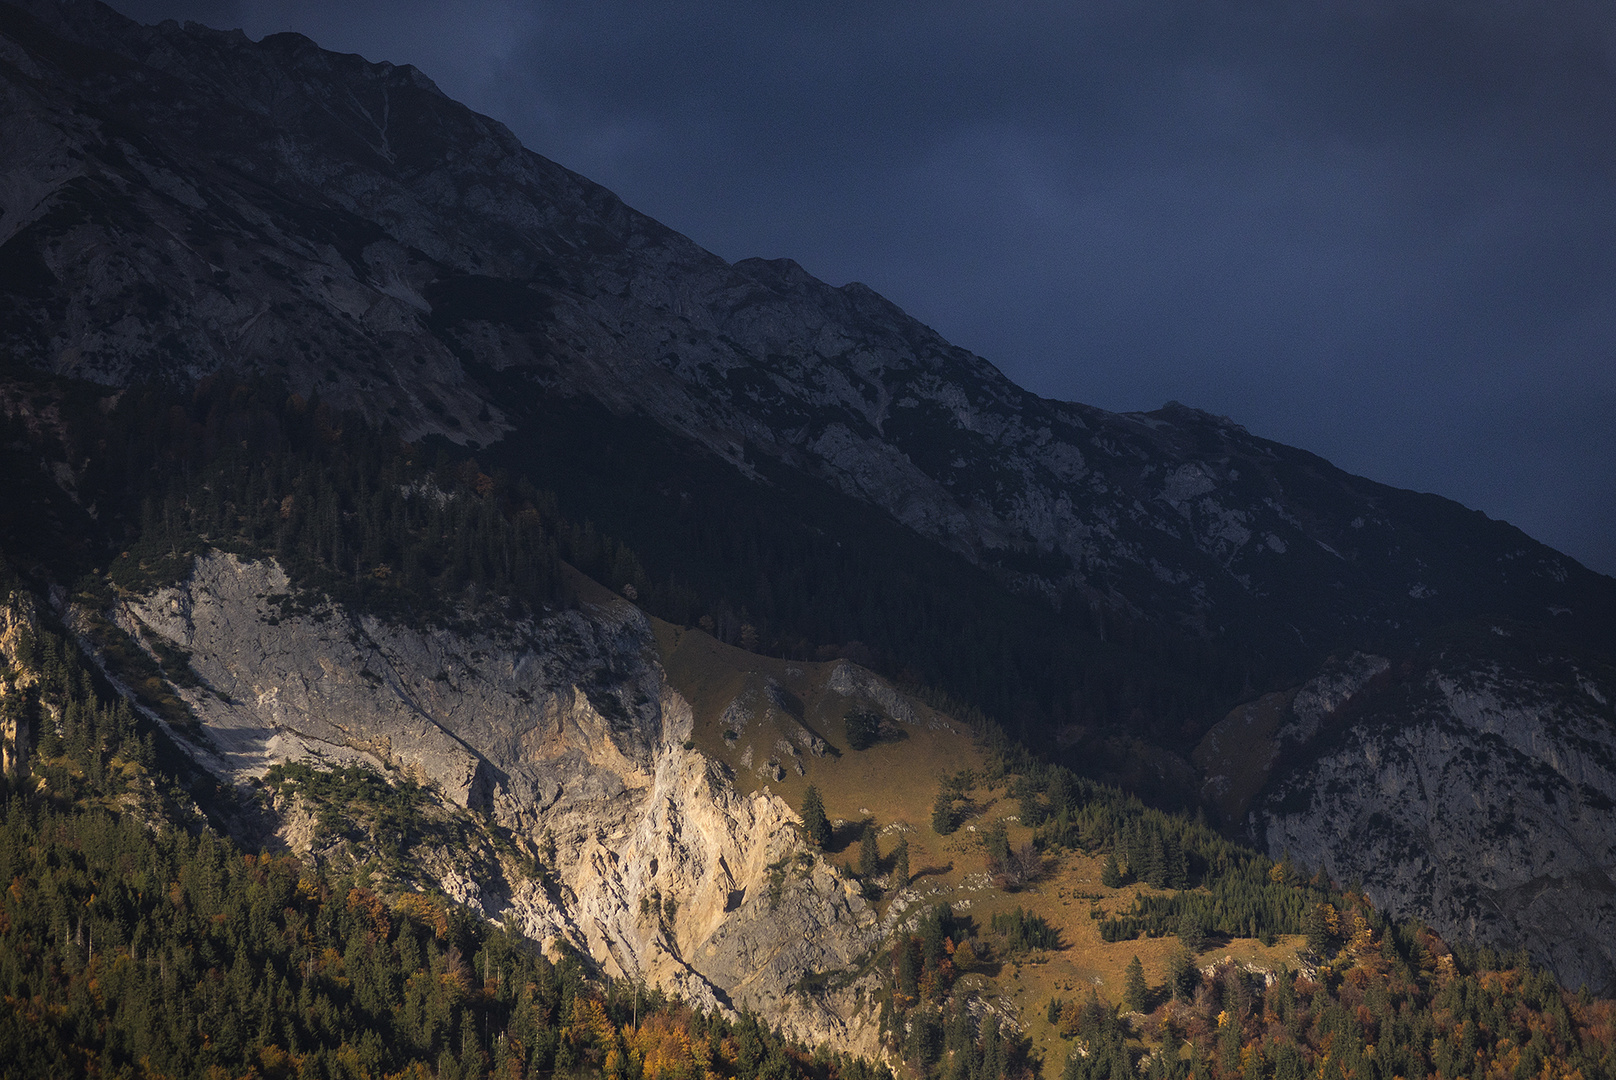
[109, 0, 1616, 576]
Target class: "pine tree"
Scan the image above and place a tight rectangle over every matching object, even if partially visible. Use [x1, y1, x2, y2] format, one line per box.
[1124, 955, 1149, 1013]
[1144, 830, 1168, 888]
[1167, 945, 1198, 1002]
[897, 942, 919, 1000]
[1101, 852, 1124, 889]
[859, 825, 879, 878]
[931, 793, 957, 835]
[892, 837, 911, 890]
[1304, 903, 1332, 958]
[36, 706, 62, 758]
[801, 785, 831, 849]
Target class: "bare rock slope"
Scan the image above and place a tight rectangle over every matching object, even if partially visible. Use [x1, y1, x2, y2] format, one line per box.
[1206, 645, 1616, 993]
[108, 551, 892, 1053]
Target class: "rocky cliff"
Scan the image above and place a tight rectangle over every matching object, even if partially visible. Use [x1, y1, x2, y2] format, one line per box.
[81, 551, 895, 1053]
[0, 583, 37, 775]
[1198, 640, 1616, 993]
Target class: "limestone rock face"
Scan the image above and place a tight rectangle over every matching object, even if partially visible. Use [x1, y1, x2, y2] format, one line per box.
[111, 551, 885, 1053]
[1250, 649, 1616, 993]
[0, 586, 39, 774]
[1195, 652, 1390, 825]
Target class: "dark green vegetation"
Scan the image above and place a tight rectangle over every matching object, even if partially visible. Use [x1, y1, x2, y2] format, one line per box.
[95, 384, 563, 622]
[259, 761, 504, 887]
[801, 785, 832, 850]
[0, 788, 895, 1080]
[0, 377, 664, 634]
[990, 908, 1061, 955]
[1003, 747, 1314, 946]
[844, 710, 895, 752]
[873, 903, 1036, 1080]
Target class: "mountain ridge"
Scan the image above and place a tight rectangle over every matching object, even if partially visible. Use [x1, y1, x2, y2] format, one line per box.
[6, 0, 1611, 655]
[5, 0, 1616, 1002]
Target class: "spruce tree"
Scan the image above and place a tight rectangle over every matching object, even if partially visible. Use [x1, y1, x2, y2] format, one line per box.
[1101, 852, 1124, 889]
[1177, 910, 1208, 953]
[1124, 955, 1149, 1013]
[892, 837, 911, 890]
[1144, 831, 1168, 888]
[1167, 944, 1199, 1002]
[931, 792, 957, 835]
[801, 785, 831, 849]
[36, 707, 62, 758]
[1304, 903, 1331, 957]
[859, 825, 879, 878]
[898, 942, 919, 1000]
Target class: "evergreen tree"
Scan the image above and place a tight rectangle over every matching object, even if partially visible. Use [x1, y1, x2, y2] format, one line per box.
[897, 942, 919, 1000]
[981, 1017, 1002, 1080]
[931, 792, 957, 835]
[1167, 945, 1198, 1003]
[892, 837, 911, 890]
[844, 710, 882, 751]
[1176, 909, 1208, 953]
[859, 824, 880, 878]
[35, 706, 61, 758]
[1101, 852, 1124, 889]
[1124, 955, 1149, 1013]
[801, 785, 831, 849]
[1304, 903, 1332, 957]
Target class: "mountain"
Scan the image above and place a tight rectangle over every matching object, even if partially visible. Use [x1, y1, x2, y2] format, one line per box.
[6, 0, 1611, 649]
[3, 0, 1616, 1003]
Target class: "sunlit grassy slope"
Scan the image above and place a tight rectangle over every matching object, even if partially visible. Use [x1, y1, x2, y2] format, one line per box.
[647, 613, 1307, 1076]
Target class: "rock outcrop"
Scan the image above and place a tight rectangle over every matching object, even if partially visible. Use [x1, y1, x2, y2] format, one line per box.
[101, 551, 888, 1053]
[1246, 644, 1616, 993]
[0, 584, 38, 775]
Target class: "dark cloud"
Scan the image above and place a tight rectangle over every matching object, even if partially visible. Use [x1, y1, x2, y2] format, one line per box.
[107, 0, 1616, 574]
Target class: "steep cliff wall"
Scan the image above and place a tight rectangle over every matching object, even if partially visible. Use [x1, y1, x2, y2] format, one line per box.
[1240, 646, 1616, 993]
[87, 551, 891, 1053]
[0, 584, 37, 775]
